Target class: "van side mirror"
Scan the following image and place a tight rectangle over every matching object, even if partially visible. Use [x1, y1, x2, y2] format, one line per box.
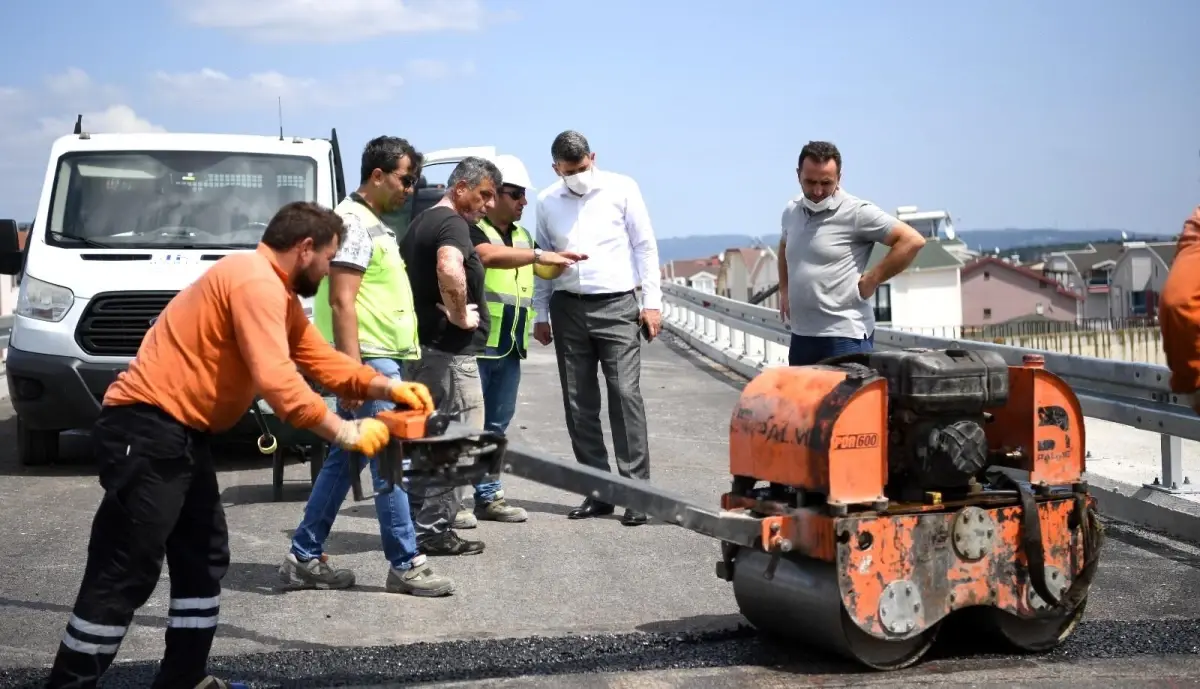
[0, 220, 23, 276]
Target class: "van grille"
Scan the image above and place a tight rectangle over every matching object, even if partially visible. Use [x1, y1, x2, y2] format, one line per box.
[75, 291, 178, 357]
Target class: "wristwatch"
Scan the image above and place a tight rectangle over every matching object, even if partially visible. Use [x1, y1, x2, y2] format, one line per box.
[533, 248, 543, 264]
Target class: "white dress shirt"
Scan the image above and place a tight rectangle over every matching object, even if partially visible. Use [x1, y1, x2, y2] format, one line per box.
[532, 168, 662, 324]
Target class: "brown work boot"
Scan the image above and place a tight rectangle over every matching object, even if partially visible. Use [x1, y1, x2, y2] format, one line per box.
[419, 530, 485, 556]
[475, 491, 528, 523]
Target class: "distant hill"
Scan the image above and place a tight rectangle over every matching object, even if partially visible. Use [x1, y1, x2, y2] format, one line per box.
[656, 229, 1176, 264]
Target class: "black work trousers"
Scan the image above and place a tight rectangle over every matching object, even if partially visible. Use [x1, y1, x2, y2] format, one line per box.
[45, 403, 231, 689]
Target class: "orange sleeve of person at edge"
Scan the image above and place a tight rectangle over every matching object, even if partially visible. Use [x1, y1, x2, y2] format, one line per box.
[1158, 206, 1200, 395]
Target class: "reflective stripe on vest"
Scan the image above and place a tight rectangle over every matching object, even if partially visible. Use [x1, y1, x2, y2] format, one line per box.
[477, 218, 535, 359]
[312, 196, 421, 360]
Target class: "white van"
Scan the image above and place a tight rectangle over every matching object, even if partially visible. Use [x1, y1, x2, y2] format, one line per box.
[0, 127, 516, 466]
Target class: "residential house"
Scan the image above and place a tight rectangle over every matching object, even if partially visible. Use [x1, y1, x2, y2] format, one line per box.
[941, 238, 980, 264]
[865, 239, 965, 334]
[1039, 242, 1124, 320]
[715, 247, 764, 302]
[961, 256, 1082, 326]
[661, 256, 719, 294]
[1109, 241, 1177, 318]
[748, 247, 780, 309]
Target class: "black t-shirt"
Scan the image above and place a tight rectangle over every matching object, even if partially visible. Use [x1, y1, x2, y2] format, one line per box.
[400, 206, 489, 355]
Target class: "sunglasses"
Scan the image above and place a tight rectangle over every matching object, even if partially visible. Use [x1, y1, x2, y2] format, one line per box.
[384, 169, 418, 189]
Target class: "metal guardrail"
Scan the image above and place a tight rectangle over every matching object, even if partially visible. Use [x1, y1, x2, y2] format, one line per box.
[660, 282, 1198, 497]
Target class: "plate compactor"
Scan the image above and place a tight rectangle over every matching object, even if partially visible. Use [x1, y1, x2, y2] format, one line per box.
[353, 347, 1104, 671]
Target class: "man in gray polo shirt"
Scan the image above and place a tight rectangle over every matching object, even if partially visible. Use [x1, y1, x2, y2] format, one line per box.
[776, 141, 926, 366]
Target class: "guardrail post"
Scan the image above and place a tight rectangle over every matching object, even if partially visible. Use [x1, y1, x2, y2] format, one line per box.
[1146, 433, 1195, 494]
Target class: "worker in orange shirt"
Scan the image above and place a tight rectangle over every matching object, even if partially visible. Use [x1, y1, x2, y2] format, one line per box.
[44, 201, 434, 689]
[1159, 205, 1200, 413]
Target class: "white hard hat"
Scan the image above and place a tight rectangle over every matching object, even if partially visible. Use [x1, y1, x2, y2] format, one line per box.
[493, 154, 535, 192]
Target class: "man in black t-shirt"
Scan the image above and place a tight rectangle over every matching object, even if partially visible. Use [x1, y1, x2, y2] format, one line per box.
[404, 204, 490, 354]
[399, 155, 500, 557]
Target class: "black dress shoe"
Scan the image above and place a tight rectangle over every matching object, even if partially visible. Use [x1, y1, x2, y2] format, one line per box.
[620, 509, 648, 526]
[568, 498, 615, 519]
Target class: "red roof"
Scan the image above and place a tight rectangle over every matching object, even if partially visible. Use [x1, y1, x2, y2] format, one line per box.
[962, 256, 1083, 301]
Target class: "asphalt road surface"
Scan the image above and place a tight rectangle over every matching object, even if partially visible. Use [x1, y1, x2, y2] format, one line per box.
[1, 336, 1199, 688]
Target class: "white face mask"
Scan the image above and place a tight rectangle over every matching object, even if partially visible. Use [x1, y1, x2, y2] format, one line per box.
[802, 194, 834, 214]
[563, 167, 595, 196]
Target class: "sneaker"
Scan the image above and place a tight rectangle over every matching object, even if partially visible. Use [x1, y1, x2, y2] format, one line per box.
[194, 676, 248, 689]
[278, 552, 356, 590]
[475, 496, 528, 523]
[418, 530, 485, 556]
[453, 509, 478, 529]
[385, 555, 456, 597]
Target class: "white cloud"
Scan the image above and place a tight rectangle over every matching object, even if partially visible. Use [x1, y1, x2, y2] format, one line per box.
[35, 105, 165, 139]
[43, 67, 124, 105]
[0, 69, 164, 144]
[176, 0, 514, 43]
[146, 60, 473, 111]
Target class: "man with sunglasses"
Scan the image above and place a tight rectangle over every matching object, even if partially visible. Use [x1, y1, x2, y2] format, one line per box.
[449, 155, 588, 528]
[279, 135, 456, 597]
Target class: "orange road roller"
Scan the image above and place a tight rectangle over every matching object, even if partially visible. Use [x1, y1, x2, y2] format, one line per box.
[356, 347, 1104, 671]
[716, 348, 1104, 669]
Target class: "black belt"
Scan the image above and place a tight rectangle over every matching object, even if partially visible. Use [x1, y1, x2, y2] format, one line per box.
[554, 289, 634, 302]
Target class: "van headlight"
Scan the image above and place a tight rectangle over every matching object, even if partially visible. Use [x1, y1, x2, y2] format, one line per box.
[17, 275, 75, 322]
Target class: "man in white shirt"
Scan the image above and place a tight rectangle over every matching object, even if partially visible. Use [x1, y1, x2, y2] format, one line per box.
[532, 130, 661, 527]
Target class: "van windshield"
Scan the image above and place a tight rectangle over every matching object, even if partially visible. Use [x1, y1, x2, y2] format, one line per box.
[45, 151, 318, 249]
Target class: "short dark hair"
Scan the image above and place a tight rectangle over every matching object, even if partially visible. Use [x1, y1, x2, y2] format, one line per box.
[447, 156, 502, 189]
[550, 130, 591, 163]
[360, 135, 423, 185]
[798, 141, 841, 173]
[260, 201, 345, 252]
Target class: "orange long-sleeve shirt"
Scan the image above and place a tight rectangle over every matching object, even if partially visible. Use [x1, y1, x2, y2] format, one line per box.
[1159, 206, 1200, 394]
[104, 244, 379, 432]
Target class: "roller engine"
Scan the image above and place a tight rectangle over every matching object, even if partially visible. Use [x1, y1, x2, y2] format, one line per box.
[870, 349, 1009, 500]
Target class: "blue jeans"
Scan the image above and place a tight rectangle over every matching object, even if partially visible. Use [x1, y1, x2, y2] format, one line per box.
[788, 332, 875, 367]
[290, 357, 420, 571]
[475, 351, 522, 504]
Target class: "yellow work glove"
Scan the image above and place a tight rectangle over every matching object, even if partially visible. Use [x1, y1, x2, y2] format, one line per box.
[333, 418, 390, 456]
[388, 380, 435, 414]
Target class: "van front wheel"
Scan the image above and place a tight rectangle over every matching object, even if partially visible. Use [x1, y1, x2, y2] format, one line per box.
[18, 419, 60, 466]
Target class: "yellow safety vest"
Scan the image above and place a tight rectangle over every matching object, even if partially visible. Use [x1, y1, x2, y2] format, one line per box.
[312, 195, 420, 360]
[477, 217, 535, 359]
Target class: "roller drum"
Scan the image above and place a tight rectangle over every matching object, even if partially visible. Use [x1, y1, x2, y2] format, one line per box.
[731, 547, 938, 670]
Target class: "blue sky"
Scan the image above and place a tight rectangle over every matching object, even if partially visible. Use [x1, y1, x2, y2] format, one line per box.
[0, 0, 1196, 241]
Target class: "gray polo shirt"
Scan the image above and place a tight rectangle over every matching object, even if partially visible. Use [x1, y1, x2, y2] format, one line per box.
[782, 189, 899, 338]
